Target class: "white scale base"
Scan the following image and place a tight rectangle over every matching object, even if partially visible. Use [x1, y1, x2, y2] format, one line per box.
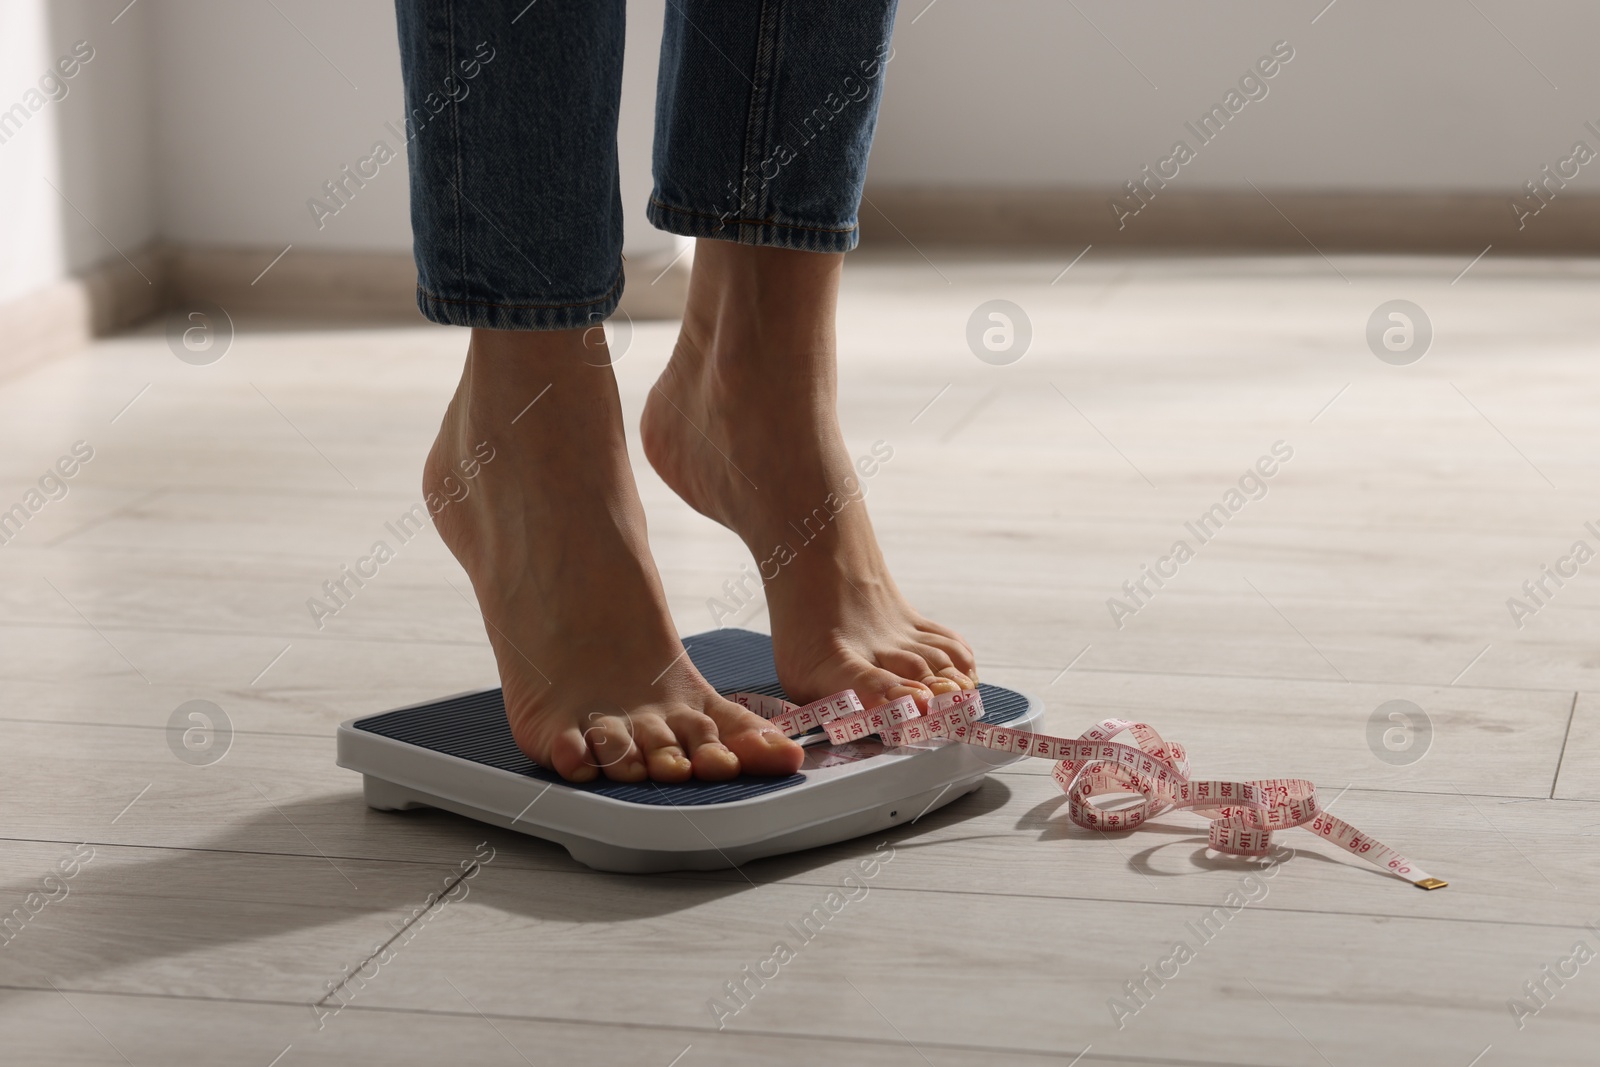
[337, 630, 1039, 873]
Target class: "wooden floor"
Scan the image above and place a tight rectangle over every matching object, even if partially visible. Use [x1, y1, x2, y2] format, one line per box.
[2, 250, 1598, 1066]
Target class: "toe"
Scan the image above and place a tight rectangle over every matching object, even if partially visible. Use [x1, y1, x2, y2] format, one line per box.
[646, 745, 694, 782]
[582, 713, 647, 783]
[631, 712, 693, 783]
[703, 699, 804, 777]
[877, 647, 937, 686]
[546, 725, 599, 783]
[875, 647, 961, 697]
[665, 707, 745, 781]
[836, 655, 933, 710]
[910, 642, 973, 689]
[918, 629, 977, 679]
[885, 681, 934, 707]
[691, 742, 742, 780]
[909, 644, 973, 690]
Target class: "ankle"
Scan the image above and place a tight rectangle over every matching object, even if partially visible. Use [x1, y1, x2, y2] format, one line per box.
[677, 240, 843, 399]
[457, 327, 623, 432]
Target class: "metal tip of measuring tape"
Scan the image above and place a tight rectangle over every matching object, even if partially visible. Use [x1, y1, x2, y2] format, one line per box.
[1413, 877, 1448, 890]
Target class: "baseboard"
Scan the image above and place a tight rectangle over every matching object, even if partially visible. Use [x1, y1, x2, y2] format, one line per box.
[168, 245, 692, 322]
[8, 188, 1586, 384]
[168, 246, 424, 322]
[0, 242, 693, 381]
[0, 246, 167, 383]
[859, 187, 1600, 253]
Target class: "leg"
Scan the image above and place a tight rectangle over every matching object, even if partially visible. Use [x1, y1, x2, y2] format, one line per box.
[395, 0, 626, 328]
[642, 4, 979, 708]
[395, 0, 801, 782]
[643, 246, 978, 709]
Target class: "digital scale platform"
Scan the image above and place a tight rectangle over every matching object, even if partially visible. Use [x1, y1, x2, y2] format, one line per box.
[337, 628, 1040, 872]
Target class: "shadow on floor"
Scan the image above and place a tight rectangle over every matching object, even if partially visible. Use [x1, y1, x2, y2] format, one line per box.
[0, 776, 1014, 999]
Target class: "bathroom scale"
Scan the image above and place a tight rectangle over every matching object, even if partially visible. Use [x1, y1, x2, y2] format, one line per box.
[336, 628, 1041, 872]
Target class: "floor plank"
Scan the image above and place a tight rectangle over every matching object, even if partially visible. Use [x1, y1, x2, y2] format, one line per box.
[1553, 691, 1597, 801]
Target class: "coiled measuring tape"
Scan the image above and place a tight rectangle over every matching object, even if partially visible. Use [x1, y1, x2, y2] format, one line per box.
[731, 688, 1446, 890]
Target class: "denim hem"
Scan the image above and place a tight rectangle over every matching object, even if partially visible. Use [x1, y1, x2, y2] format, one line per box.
[647, 196, 860, 254]
[414, 268, 624, 331]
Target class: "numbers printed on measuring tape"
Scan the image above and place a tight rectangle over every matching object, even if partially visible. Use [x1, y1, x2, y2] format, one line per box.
[728, 689, 1446, 890]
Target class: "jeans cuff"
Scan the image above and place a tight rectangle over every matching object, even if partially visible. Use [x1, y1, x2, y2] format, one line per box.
[647, 196, 860, 254]
[415, 269, 624, 331]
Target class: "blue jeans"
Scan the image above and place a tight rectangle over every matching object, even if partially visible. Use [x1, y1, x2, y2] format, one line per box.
[394, 0, 899, 331]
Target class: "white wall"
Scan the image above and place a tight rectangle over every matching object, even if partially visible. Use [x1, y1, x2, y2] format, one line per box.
[0, 0, 156, 304]
[872, 0, 1600, 192]
[6, 0, 1600, 309]
[152, 0, 410, 252]
[1, 0, 676, 310]
[152, 0, 676, 259]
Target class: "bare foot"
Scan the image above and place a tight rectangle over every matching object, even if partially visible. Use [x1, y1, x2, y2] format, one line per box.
[427, 328, 803, 783]
[641, 242, 978, 711]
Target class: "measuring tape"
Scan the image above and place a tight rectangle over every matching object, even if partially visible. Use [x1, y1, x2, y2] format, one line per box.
[731, 688, 1446, 890]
